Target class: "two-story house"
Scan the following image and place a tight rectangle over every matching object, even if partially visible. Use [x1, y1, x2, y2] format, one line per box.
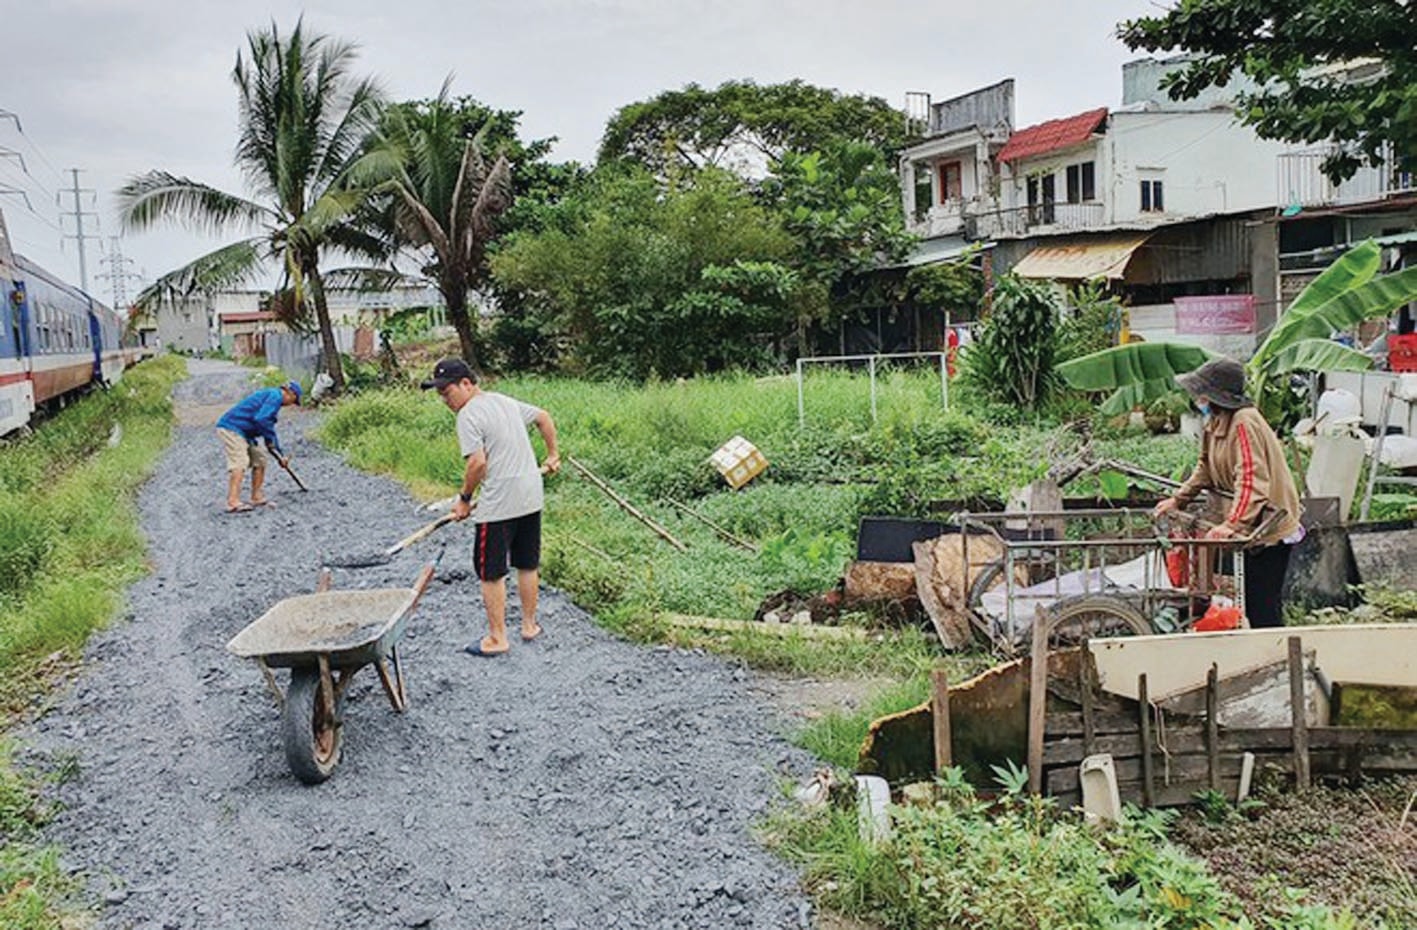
[899, 79, 1013, 253]
[901, 57, 1293, 357]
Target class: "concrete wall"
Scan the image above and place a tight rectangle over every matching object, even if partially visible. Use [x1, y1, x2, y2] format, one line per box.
[155, 297, 211, 353]
[929, 79, 1014, 137]
[1121, 56, 1260, 110]
[1106, 111, 1284, 222]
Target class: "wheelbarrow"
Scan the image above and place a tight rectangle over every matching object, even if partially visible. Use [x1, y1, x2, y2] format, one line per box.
[226, 563, 435, 784]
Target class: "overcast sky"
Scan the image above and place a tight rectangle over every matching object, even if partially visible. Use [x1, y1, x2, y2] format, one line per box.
[1, 0, 1159, 305]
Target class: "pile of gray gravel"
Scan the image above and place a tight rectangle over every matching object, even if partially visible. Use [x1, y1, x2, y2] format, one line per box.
[22, 360, 816, 929]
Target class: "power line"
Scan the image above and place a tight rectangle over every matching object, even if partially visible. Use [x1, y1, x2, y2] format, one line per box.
[58, 168, 101, 292]
[97, 236, 143, 310]
[0, 109, 64, 195]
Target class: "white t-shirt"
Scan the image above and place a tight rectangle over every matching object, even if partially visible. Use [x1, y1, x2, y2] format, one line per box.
[456, 391, 543, 523]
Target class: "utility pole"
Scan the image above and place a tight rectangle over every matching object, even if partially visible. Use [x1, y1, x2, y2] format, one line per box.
[97, 236, 142, 311]
[58, 167, 100, 292]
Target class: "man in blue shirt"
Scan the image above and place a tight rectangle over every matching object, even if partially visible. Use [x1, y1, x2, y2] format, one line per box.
[215, 381, 301, 512]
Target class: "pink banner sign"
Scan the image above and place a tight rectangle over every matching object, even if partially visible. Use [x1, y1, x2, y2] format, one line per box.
[1174, 295, 1256, 335]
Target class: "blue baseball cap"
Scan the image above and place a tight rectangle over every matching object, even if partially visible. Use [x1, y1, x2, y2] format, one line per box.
[285, 380, 303, 404]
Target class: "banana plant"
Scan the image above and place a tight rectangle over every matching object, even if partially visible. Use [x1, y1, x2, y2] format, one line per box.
[1057, 241, 1417, 420]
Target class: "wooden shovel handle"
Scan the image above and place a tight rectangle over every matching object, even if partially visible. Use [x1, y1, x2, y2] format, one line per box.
[385, 513, 458, 557]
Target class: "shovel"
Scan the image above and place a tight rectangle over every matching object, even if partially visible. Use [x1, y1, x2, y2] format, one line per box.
[277, 455, 309, 492]
[325, 511, 464, 569]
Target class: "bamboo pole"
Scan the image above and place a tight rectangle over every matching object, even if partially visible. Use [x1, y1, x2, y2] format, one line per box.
[566, 455, 688, 552]
[665, 498, 759, 553]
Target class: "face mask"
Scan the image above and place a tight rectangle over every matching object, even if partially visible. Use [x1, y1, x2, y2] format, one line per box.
[1197, 402, 1211, 419]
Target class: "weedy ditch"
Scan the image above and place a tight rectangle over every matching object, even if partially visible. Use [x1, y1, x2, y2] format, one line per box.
[0, 354, 184, 929]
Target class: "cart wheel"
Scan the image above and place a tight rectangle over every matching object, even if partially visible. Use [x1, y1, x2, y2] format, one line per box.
[282, 668, 344, 784]
[967, 552, 1059, 612]
[966, 559, 1008, 613]
[1044, 595, 1151, 647]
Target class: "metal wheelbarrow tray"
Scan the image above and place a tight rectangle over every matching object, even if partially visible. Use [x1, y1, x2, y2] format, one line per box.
[226, 565, 435, 784]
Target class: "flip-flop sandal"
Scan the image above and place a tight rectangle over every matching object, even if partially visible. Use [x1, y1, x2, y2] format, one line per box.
[520, 628, 543, 642]
[224, 504, 254, 514]
[251, 500, 276, 509]
[464, 643, 508, 658]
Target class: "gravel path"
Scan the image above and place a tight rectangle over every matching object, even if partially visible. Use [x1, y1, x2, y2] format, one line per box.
[24, 360, 816, 930]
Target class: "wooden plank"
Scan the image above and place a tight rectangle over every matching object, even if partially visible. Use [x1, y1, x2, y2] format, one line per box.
[661, 613, 868, 641]
[1047, 753, 1248, 795]
[1158, 652, 1318, 728]
[1045, 709, 1145, 738]
[1139, 673, 1154, 807]
[1079, 644, 1095, 759]
[1045, 724, 1417, 766]
[1028, 606, 1049, 794]
[1207, 663, 1220, 791]
[1046, 729, 1417, 775]
[932, 666, 952, 772]
[1290, 637, 1311, 790]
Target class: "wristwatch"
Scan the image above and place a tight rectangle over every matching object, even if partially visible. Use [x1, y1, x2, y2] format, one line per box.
[458, 492, 473, 504]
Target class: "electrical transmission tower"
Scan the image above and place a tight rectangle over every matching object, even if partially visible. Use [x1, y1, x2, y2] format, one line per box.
[57, 167, 100, 292]
[97, 236, 143, 311]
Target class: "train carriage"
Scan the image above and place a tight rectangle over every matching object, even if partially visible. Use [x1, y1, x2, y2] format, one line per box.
[1, 209, 143, 438]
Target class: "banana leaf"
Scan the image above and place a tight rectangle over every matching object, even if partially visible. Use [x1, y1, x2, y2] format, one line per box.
[1254, 259, 1417, 372]
[1264, 338, 1375, 376]
[1057, 342, 1211, 391]
[1098, 377, 1186, 416]
[1285, 240, 1381, 318]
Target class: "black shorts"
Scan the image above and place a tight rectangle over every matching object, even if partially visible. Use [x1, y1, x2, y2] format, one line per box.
[473, 511, 542, 581]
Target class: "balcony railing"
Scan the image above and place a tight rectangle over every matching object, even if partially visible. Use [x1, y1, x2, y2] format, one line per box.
[1278, 147, 1416, 208]
[965, 201, 1106, 240]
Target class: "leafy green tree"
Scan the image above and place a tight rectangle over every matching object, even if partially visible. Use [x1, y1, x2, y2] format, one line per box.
[490, 167, 797, 377]
[599, 80, 910, 175]
[761, 142, 916, 348]
[905, 255, 986, 321]
[119, 20, 386, 390]
[362, 87, 519, 367]
[1058, 241, 1417, 420]
[1118, 1, 1417, 182]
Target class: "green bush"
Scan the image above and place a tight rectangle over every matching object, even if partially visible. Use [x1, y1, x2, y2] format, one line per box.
[768, 772, 1373, 930]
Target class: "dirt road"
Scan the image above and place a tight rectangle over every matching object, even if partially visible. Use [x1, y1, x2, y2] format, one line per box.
[24, 360, 815, 929]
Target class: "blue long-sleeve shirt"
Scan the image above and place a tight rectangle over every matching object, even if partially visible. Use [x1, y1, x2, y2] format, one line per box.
[216, 388, 286, 456]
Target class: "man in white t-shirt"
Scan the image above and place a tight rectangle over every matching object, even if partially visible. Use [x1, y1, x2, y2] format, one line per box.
[421, 358, 561, 656]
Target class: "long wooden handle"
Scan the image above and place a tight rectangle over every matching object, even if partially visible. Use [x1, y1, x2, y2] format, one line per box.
[280, 458, 309, 492]
[385, 513, 457, 557]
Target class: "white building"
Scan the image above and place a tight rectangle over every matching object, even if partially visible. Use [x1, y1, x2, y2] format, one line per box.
[972, 59, 1287, 241]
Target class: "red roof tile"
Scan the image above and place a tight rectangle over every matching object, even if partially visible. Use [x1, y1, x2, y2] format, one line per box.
[997, 107, 1108, 163]
[219, 311, 274, 324]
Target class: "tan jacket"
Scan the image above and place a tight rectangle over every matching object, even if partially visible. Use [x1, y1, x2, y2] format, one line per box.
[1174, 406, 1303, 545]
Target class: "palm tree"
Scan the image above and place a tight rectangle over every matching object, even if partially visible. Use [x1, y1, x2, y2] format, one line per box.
[118, 20, 386, 391]
[362, 86, 514, 368]
[1057, 241, 1417, 421]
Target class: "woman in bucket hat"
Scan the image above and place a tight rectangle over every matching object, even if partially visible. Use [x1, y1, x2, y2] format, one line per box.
[1152, 357, 1303, 628]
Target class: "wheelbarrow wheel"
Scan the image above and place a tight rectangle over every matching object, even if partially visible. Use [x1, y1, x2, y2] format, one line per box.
[282, 668, 344, 784]
[1044, 594, 1151, 647]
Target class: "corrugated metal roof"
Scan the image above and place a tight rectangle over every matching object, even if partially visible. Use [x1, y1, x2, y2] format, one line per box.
[892, 236, 994, 268]
[1011, 232, 1151, 281]
[997, 108, 1108, 163]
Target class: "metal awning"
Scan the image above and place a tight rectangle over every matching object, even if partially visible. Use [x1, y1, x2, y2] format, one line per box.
[1010, 232, 1152, 281]
[894, 236, 993, 269]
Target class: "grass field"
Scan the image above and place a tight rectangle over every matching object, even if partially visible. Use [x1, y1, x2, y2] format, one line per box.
[318, 368, 1196, 680]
